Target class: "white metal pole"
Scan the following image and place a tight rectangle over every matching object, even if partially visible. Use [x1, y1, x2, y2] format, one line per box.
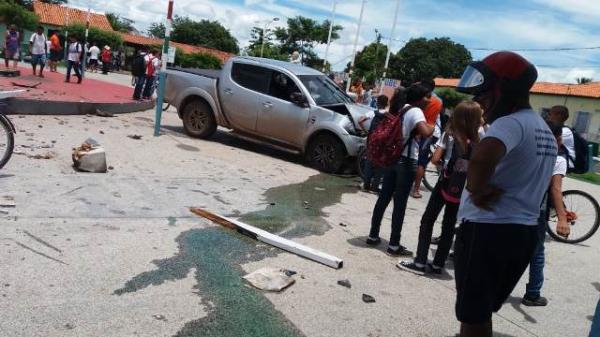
[382, 0, 400, 80]
[322, 0, 337, 72]
[260, 23, 267, 58]
[82, 5, 90, 78]
[346, 0, 367, 92]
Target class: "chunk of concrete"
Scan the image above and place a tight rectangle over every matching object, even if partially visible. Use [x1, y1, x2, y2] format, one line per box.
[72, 139, 107, 173]
[243, 267, 295, 292]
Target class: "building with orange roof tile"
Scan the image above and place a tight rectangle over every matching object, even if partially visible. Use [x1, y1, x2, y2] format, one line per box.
[435, 77, 600, 148]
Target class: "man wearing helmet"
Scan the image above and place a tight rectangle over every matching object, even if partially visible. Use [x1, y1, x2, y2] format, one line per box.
[453, 51, 557, 337]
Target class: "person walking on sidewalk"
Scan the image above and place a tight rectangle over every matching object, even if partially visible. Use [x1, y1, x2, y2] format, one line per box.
[142, 49, 161, 100]
[398, 101, 482, 276]
[453, 51, 556, 337]
[521, 121, 571, 307]
[65, 36, 83, 84]
[87, 42, 100, 73]
[48, 31, 62, 72]
[4, 25, 21, 70]
[366, 83, 434, 256]
[101, 46, 112, 74]
[29, 26, 47, 78]
[131, 49, 147, 101]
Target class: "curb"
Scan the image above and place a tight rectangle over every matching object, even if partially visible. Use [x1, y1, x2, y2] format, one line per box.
[5, 98, 155, 115]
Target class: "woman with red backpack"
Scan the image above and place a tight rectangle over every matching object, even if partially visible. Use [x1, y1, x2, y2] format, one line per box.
[366, 84, 434, 256]
[398, 101, 482, 275]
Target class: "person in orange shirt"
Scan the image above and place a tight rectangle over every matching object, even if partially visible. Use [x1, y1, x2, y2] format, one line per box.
[412, 79, 444, 198]
[48, 31, 62, 73]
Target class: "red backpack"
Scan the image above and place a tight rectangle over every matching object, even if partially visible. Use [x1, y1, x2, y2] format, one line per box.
[146, 56, 155, 77]
[367, 105, 413, 168]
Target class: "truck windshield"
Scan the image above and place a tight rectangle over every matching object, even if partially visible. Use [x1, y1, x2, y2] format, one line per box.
[298, 75, 354, 106]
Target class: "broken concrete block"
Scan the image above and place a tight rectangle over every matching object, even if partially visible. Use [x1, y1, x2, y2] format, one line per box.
[72, 139, 107, 173]
[243, 267, 295, 292]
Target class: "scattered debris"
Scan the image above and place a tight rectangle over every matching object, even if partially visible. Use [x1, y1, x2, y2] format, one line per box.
[362, 294, 376, 303]
[190, 208, 344, 269]
[72, 138, 107, 173]
[29, 153, 55, 160]
[99, 130, 104, 134]
[128, 134, 143, 140]
[108, 166, 114, 170]
[0, 196, 15, 208]
[337, 279, 352, 289]
[152, 314, 166, 321]
[95, 109, 114, 118]
[243, 267, 296, 292]
[284, 270, 297, 277]
[64, 323, 75, 330]
[11, 81, 41, 88]
[339, 222, 347, 227]
[269, 202, 276, 206]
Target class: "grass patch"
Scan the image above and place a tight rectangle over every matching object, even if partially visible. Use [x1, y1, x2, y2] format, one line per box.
[569, 172, 600, 185]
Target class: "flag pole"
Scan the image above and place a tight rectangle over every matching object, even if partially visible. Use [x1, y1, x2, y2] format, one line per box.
[346, 0, 367, 93]
[322, 0, 337, 72]
[381, 0, 400, 82]
[154, 0, 174, 137]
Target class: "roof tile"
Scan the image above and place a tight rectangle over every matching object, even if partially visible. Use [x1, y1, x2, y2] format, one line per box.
[33, 1, 113, 31]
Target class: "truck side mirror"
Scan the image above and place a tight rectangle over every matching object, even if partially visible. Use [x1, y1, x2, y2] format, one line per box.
[290, 92, 308, 108]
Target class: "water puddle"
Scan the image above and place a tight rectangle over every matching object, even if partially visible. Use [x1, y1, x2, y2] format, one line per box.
[114, 174, 359, 336]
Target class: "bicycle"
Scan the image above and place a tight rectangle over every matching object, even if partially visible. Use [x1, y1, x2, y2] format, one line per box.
[547, 189, 600, 244]
[0, 90, 24, 169]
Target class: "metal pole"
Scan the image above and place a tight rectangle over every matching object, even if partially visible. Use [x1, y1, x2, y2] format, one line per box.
[382, 0, 400, 81]
[346, 0, 367, 92]
[64, 7, 70, 61]
[260, 24, 267, 58]
[154, 0, 174, 137]
[82, 6, 90, 78]
[322, 0, 337, 72]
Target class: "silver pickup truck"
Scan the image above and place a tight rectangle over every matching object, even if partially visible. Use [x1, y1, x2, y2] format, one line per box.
[164, 56, 372, 173]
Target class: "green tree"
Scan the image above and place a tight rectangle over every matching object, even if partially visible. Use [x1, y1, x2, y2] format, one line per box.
[0, 0, 39, 30]
[170, 16, 239, 53]
[389, 37, 472, 84]
[272, 16, 342, 68]
[346, 38, 388, 84]
[245, 26, 287, 60]
[106, 12, 136, 33]
[435, 88, 470, 110]
[147, 22, 165, 39]
[64, 23, 123, 49]
[576, 77, 593, 84]
[174, 48, 222, 69]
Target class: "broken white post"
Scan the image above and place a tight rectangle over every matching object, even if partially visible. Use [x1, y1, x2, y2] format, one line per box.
[190, 208, 344, 269]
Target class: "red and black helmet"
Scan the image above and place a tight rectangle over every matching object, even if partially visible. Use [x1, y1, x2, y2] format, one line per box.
[457, 51, 538, 96]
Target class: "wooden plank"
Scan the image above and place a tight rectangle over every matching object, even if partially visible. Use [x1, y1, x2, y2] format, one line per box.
[190, 207, 343, 269]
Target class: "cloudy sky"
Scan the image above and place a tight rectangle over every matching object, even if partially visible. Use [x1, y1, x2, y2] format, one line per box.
[68, 0, 600, 83]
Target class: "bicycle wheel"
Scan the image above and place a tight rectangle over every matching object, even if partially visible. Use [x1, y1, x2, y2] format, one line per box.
[0, 116, 14, 169]
[547, 190, 600, 244]
[422, 162, 441, 191]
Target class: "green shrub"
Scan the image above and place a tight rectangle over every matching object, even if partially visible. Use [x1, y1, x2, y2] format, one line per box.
[174, 48, 222, 69]
[63, 24, 123, 49]
[0, 0, 38, 30]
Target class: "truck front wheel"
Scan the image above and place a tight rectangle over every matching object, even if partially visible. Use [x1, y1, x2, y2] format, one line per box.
[182, 99, 217, 139]
[306, 134, 346, 173]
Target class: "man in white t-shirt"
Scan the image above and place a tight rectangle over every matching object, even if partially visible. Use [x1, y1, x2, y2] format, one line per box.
[367, 83, 434, 256]
[454, 52, 556, 337]
[29, 26, 47, 78]
[65, 36, 83, 84]
[88, 42, 101, 73]
[548, 105, 576, 169]
[521, 121, 570, 307]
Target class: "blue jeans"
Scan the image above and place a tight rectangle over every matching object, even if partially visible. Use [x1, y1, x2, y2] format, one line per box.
[142, 76, 156, 99]
[369, 157, 417, 247]
[66, 60, 81, 82]
[133, 76, 146, 100]
[591, 298, 600, 337]
[525, 211, 547, 298]
[362, 159, 383, 190]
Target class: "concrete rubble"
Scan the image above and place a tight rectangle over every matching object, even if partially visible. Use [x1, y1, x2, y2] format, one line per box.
[72, 138, 107, 173]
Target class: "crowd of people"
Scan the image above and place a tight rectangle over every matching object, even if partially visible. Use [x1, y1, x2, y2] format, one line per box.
[359, 51, 575, 337]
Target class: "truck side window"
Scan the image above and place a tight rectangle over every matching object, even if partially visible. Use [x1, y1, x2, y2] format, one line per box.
[269, 71, 300, 102]
[231, 63, 270, 94]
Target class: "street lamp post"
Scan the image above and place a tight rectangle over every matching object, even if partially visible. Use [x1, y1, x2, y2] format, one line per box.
[346, 0, 367, 93]
[322, 0, 338, 72]
[382, 0, 401, 81]
[260, 17, 279, 58]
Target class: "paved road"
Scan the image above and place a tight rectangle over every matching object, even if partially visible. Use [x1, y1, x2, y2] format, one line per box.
[1, 104, 598, 336]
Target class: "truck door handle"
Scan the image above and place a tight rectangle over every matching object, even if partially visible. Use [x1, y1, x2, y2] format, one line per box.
[224, 88, 233, 95]
[263, 102, 273, 108]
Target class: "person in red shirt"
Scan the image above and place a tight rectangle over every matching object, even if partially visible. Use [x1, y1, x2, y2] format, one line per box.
[48, 31, 62, 72]
[101, 46, 111, 75]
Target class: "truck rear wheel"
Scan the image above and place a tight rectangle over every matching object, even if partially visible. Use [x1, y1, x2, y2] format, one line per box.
[182, 99, 217, 139]
[306, 134, 346, 173]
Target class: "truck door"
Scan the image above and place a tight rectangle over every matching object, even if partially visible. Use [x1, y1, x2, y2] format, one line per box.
[256, 70, 310, 147]
[220, 62, 271, 133]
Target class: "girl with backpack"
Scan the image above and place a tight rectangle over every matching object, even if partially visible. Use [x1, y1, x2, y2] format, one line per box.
[366, 84, 434, 256]
[398, 101, 482, 274]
